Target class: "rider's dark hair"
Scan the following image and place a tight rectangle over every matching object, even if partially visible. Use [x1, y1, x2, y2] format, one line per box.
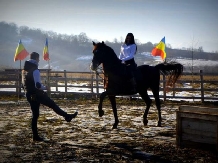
[124, 33, 137, 53]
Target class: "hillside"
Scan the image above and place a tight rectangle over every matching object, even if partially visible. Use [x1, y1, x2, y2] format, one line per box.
[0, 22, 218, 72]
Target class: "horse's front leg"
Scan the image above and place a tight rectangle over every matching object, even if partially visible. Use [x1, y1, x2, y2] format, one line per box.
[108, 95, 119, 129]
[98, 91, 107, 117]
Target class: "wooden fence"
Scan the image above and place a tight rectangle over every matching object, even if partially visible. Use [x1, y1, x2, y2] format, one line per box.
[0, 69, 218, 102]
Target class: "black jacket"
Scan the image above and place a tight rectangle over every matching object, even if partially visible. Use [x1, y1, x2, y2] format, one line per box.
[23, 60, 38, 94]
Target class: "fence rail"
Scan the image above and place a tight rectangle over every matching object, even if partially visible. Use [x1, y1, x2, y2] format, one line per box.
[0, 69, 218, 102]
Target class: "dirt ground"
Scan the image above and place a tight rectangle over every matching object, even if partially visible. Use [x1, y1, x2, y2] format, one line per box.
[0, 98, 218, 163]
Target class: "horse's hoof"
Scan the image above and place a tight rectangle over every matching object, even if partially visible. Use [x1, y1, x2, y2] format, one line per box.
[157, 122, 161, 127]
[143, 119, 148, 126]
[112, 124, 118, 129]
[98, 110, 104, 117]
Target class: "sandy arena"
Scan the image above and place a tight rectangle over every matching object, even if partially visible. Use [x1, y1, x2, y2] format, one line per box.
[0, 99, 218, 163]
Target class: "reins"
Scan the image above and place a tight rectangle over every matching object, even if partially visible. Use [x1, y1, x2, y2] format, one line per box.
[94, 63, 123, 86]
[95, 66, 104, 80]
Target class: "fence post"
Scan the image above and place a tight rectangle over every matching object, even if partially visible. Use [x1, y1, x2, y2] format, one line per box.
[19, 69, 22, 98]
[163, 74, 166, 101]
[173, 83, 175, 97]
[91, 73, 94, 96]
[200, 70, 204, 103]
[96, 73, 99, 97]
[55, 73, 58, 92]
[46, 69, 51, 97]
[64, 70, 67, 98]
[15, 69, 20, 101]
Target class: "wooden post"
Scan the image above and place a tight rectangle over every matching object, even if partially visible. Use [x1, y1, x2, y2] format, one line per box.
[64, 70, 67, 98]
[91, 73, 94, 95]
[96, 73, 99, 96]
[18, 69, 22, 99]
[200, 70, 204, 103]
[15, 69, 19, 101]
[55, 73, 58, 92]
[163, 74, 166, 101]
[18, 61, 22, 101]
[46, 69, 51, 97]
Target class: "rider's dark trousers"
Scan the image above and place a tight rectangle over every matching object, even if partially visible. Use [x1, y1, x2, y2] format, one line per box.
[125, 58, 137, 79]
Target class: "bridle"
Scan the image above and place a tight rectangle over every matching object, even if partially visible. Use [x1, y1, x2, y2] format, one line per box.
[94, 66, 104, 80]
[91, 44, 124, 83]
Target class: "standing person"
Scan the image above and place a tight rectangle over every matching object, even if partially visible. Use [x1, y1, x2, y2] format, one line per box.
[22, 52, 78, 141]
[119, 33, 137, 93]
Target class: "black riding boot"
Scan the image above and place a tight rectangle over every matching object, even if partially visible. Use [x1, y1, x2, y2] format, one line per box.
[126, 62, 137, 94]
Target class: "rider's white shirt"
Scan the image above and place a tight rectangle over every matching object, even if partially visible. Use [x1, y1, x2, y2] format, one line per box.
[119, 44, 136, 61]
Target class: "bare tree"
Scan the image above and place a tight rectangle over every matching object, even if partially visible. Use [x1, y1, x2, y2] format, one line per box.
[198, 46, 204, 52]
[113, 38, 118, 43]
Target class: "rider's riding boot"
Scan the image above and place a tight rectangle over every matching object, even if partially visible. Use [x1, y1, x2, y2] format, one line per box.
[130, 77, 137, 94]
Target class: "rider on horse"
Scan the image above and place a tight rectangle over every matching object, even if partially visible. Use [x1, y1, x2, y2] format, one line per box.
[119, 33, 137, 94]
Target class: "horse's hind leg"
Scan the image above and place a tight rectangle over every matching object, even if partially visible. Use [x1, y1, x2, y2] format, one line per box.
[152, 88, 161, 127]
[98, 91, 107, 117]
[139, 91, 152, 126]
[108, 95, 119, 129]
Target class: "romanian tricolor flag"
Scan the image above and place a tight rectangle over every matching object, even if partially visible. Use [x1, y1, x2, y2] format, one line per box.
[151, 37, 166, 60]
[43, 38, 50, 61]
[14, 40, 29, 62]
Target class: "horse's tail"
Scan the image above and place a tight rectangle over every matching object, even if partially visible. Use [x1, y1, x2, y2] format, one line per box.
[155, 61, 183, 87]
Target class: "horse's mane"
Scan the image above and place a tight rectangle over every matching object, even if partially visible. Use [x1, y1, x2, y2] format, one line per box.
[101, 42, 115, 52]
[98, 42, 119, 60]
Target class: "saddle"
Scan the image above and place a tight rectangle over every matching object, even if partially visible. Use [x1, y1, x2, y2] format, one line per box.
[103, 65, 141, 95]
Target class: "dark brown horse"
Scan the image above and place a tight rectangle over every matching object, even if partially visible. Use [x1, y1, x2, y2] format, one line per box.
[90, 41, 183, 129]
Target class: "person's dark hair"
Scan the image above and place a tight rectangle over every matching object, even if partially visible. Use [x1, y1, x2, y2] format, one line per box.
[124, 33, 137, 53]
[124, 33, 136, 45]
[30, 52, 39, 60]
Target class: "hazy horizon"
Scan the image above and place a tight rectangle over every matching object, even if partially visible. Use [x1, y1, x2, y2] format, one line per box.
[0, 0, 217, 52]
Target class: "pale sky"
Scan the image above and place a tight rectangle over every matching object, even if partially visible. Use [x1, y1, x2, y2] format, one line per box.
[0, 0, 217, 52]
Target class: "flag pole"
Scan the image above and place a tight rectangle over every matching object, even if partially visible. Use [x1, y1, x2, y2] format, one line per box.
[47, 59, 51, 97]
[14, 39, 29, 103]
[43, 38, 51, 97]
[17, 60, 22, 103]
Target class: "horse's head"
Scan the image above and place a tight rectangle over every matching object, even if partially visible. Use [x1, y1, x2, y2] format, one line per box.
[90, 41, 107, 71]
[90, 41, 120, 72]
